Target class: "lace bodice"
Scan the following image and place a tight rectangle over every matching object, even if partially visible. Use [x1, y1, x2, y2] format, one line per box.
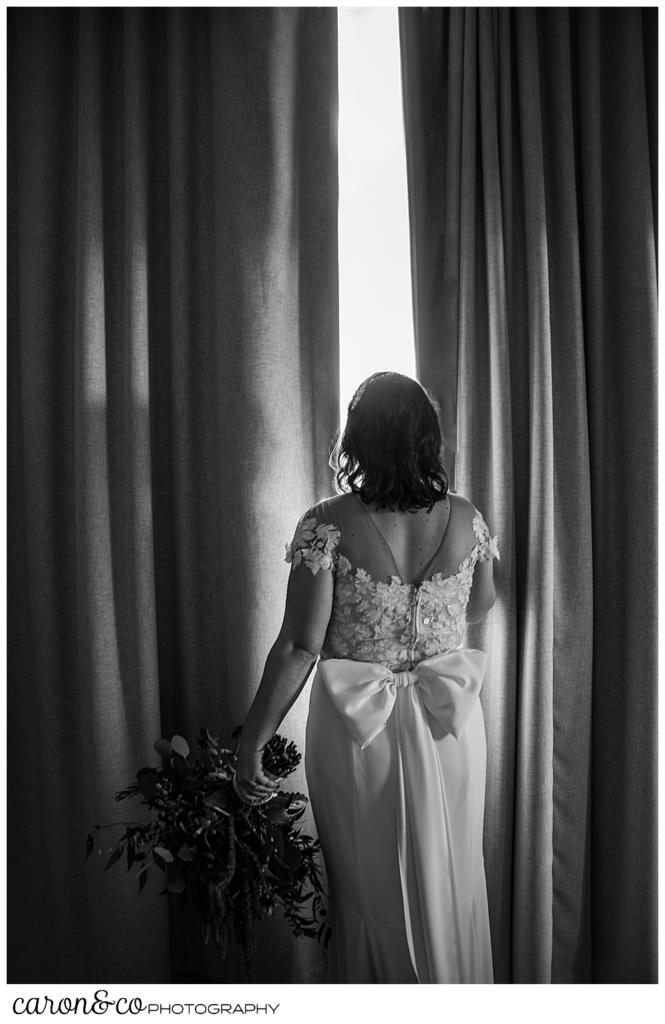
[285, 496, 499, 672]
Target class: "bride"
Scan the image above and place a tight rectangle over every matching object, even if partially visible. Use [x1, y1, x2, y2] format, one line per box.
[235, 371, 499, 983]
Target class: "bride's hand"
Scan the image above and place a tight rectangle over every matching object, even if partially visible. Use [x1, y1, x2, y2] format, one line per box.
[234, 743, 279, 804]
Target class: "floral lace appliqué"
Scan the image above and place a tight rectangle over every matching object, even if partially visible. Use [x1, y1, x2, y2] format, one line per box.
[320, 508, 499, 672]
[471, 511, 500, 564]
[284, 503, 499, 671]
[285, 515, 341, 575]
[321, 557, 477, 671]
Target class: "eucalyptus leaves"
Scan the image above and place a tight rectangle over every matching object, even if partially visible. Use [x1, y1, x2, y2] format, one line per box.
[86, 728, 330, 979]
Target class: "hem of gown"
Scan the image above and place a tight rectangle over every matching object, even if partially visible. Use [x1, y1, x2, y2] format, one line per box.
[324, 898, 419, 985]
[323, 892, 494, 985]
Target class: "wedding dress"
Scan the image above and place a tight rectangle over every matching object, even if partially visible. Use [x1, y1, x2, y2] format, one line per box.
[285, 492, 499, 984]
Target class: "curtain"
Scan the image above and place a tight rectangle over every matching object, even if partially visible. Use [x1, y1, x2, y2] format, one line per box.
[400, 7, 657, 983]
[8, 8, 338, 984]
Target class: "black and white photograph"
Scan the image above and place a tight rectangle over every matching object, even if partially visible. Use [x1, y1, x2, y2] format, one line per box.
[5, 0, 658, 1004]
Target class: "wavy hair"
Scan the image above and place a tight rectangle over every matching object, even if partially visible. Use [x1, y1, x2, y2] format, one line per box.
[330, 372, 449, 511]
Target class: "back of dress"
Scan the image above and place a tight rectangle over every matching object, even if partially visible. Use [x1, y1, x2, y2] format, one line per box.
[288, 490, 499, 985]
[286, 491, 499, 671]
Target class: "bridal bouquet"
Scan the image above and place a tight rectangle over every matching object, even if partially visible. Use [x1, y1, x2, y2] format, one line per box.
[86, 727, 330, 979]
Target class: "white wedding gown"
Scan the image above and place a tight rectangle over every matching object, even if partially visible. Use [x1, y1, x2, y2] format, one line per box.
[286, 492, 499, 984]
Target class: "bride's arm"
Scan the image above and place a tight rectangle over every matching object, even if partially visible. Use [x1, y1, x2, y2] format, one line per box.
[235, 562, 334, 798]
[466, 558, 496, 623]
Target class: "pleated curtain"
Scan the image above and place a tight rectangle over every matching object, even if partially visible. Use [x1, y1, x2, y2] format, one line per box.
[400, 6, 657, 983]
[8, 8, 338, 983]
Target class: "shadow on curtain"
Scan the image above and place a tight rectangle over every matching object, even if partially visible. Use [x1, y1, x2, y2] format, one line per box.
[400, 7, 657, 983]
[8, 8, 338, 983]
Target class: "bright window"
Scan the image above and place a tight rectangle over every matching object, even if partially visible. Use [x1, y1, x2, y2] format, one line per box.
[337, 7, 416, 418]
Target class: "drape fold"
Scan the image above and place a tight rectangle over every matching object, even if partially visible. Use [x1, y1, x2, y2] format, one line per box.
[400, 6, 657, 983]
[8, 8, 338, 983]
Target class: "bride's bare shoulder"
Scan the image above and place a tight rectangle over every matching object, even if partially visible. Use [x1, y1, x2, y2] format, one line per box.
[305, 493, 359, 529]
[448, 492, 482, 532]
[449, 491, 477, 512]
[311, 493, 355, 513]
[326, 492, 357, 509]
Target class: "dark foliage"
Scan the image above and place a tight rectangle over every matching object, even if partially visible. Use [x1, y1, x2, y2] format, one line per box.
[86, 728, 330, 980]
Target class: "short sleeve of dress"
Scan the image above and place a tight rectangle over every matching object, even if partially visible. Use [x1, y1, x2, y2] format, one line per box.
[284, 507, 341, 575]
[471, 507, 500, 564]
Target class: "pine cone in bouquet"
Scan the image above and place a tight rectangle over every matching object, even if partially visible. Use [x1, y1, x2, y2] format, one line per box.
[231, 724, 301, 779]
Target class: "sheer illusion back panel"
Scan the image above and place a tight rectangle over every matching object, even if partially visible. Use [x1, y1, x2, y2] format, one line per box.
[321, 493, 480, 585]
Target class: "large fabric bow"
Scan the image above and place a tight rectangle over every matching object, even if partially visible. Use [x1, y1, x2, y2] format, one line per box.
[315, 648, 489, 983]
[317, 648, 488, 750]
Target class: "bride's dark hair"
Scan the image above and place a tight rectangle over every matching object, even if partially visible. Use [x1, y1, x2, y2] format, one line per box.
[330, 371, 449, 512]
